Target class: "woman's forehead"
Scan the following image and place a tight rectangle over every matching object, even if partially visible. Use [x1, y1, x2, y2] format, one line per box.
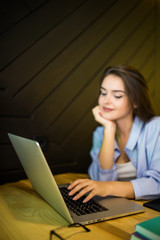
[101, 74, 125, 91]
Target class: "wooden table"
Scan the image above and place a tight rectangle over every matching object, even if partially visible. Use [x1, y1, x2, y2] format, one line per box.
[0, 173, 159, 240]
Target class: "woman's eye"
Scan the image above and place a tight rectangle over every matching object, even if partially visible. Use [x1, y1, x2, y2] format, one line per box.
[100, 91, 106, 96]
[114, 95, 123, 99]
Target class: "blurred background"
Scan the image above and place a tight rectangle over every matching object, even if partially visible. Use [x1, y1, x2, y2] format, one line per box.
[0, 0, 160, 183]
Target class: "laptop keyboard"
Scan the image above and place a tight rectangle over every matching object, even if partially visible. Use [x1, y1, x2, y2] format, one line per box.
[59, 187, 108, 216]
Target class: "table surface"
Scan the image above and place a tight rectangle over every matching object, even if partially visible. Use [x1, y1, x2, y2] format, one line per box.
[0, 173, 159, 240]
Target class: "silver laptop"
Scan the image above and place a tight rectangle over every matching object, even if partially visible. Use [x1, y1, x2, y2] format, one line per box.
[8, 133, 144, 225]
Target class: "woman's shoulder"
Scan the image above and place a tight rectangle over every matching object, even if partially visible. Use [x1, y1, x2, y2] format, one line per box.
[145, 116, 160, 127]
[143, 116, 160, 135]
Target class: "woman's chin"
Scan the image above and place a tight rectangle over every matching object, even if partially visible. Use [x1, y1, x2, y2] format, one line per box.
[102, 113, 114, 121]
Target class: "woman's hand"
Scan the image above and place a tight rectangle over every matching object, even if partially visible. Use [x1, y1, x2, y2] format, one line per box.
[92, 106, 116, 131]
[68, 179, 110, 203]
[68, 178, 135, 202]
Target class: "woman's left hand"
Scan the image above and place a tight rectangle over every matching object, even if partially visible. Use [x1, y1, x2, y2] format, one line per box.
[68, 179, 110, 203]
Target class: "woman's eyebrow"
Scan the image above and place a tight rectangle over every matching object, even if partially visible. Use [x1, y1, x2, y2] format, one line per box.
[100, 86, 107, 91]
[112, 90, 125, 93]
[100, 87, 125, 93]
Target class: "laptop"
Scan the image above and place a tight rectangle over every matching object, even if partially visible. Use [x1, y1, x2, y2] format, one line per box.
[8, 133, 145, 225]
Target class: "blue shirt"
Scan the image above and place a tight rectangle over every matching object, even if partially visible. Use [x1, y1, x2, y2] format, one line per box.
[88, 116, 160, 200]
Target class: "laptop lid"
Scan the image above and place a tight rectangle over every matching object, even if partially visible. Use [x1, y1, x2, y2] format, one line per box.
[8, 133, 73, 224]
[8, 133, 145, 225]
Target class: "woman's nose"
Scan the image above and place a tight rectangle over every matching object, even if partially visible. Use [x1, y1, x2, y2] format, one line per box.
[104, 94, 111, 104]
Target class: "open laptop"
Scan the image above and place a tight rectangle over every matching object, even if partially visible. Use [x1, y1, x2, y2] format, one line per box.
[8, 133, 144, 225]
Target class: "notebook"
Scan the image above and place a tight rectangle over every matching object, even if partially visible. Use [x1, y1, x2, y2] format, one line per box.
[8, 133, 145, 225]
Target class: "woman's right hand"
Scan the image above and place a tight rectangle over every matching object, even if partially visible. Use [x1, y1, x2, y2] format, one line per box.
[92, 106, 116, 169]
[92, 106, 116, 131]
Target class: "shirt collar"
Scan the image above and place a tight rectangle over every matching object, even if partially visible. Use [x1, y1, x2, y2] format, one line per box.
[114, 116, 144, 151]
[126, 116, 144, 150]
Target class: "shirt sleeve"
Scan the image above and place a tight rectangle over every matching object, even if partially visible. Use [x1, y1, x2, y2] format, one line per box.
[131, 120, 160, 200]
[88, 127, 118, 181]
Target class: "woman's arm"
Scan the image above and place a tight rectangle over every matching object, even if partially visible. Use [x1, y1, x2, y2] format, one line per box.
[92, 106, 116, 170]
[98, 125, 116, 169]
[88, 127, 118, 181]
[68, 179, 135, 202]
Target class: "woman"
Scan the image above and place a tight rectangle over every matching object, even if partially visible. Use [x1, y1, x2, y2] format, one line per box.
[68, 65, 160, 202]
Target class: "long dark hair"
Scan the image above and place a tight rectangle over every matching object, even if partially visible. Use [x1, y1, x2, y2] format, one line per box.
[100, 65, 156, 121]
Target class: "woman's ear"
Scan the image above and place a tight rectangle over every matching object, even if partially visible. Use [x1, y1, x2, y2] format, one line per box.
[133, 103, 138, 109]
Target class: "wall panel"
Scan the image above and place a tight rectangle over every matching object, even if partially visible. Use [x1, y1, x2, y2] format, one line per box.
[0, 0, 159, 183]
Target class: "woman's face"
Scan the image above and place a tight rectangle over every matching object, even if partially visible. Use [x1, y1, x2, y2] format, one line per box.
[98, 74, 133, 122]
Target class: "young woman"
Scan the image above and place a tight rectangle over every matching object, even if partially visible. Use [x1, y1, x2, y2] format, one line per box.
[68, 65, 160, 203]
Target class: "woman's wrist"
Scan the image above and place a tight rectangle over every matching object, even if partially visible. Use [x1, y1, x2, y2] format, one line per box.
[104, 123, 116, 136]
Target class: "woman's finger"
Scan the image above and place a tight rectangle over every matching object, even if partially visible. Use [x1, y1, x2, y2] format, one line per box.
[83, 190, 97, 203]
[68, 179, 91, 195]
[68, 179, 86, 190]
[72, 184, 95, 201]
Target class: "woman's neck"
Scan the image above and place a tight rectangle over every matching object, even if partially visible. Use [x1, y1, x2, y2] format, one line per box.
[115, 116, 134, 150]
[116, 115, 134, 135]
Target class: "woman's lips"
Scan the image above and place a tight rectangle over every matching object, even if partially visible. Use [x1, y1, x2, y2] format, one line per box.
[103, 107, 113, 112]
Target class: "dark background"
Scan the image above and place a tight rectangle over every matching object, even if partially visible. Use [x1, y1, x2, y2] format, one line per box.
[1, 0, 160, 184]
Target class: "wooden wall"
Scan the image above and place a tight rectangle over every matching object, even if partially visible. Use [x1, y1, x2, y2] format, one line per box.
[0, 0, 160, 183]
